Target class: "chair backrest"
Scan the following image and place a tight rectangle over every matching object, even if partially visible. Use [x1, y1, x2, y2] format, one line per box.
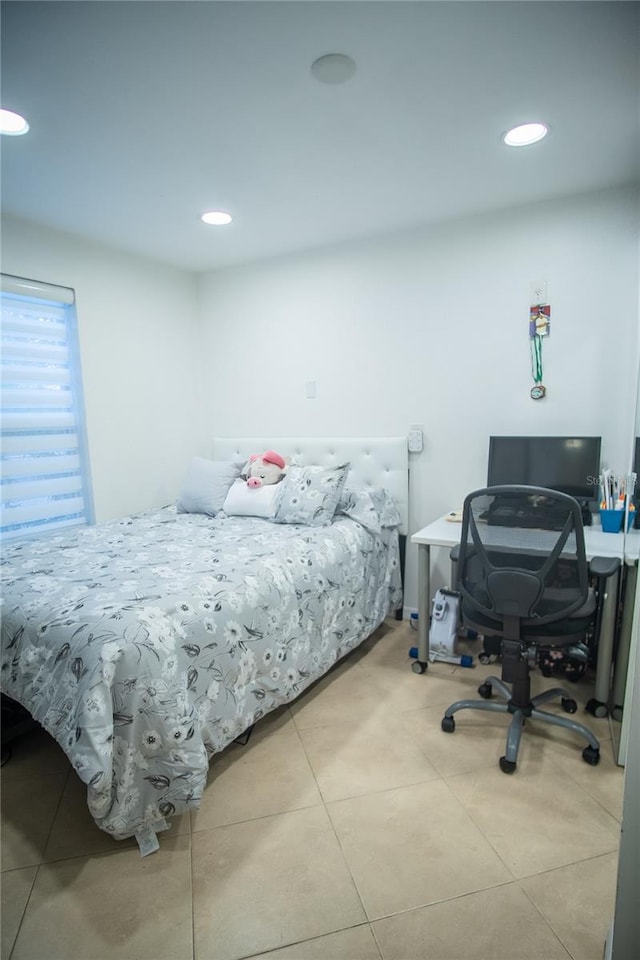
[457, 485, 589, 628]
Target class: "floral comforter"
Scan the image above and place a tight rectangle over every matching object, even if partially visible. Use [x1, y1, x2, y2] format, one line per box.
[0, 507, 401, 841]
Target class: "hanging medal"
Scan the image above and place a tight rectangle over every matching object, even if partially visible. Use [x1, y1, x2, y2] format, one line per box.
[529, 302, 550, 399]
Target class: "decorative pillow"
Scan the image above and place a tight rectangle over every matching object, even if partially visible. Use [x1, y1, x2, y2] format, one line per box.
[176, 458, 243, 516]
[222, 478, 282, 519]
[273, 463, 350, 527]
[337, 486, 382, 534]
[370, 488, 402, 528]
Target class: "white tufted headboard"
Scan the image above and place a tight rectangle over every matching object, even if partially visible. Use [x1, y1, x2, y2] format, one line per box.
[211, 436, 409, 535]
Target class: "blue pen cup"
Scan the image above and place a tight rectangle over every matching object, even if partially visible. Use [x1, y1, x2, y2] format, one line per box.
[600, 509, 623, 533]
[626, 510, 636, 532]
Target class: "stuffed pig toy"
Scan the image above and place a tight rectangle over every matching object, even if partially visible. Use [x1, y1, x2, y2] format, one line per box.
[246, 450, 286, 488]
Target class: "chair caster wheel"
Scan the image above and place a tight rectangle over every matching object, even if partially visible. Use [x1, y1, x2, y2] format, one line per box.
[582, 746, 600, 766]
[412, 660, 427, 675]
[478, 682, 493, 699]
[499, 756, 516, 774]
[561, 698, 578, 714]
[478, 652, 491, 664]
[441, 716, 455, 733]
[585, 698, 608, 719]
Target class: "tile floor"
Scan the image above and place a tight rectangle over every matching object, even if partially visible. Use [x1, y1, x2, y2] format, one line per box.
[1, 619, 624, 960]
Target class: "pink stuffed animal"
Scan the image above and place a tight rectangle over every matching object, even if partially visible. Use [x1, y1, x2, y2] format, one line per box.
[246, 450, 286, 488]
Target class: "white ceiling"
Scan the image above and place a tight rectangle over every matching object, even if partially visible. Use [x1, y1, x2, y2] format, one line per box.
[1, 0, 638, 273]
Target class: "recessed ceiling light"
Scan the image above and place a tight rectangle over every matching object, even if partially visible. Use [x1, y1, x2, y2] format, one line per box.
[503, 122, 549, 147]
[201, 211, 232, 226]
[0, 108, 29, 135]
[311, 54, 357, 85]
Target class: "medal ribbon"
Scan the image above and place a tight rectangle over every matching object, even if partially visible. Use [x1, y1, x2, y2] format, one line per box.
[530, 334, 543, 385]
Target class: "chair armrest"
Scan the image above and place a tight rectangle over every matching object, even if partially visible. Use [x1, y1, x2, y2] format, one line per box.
[589, 556, 621, 579]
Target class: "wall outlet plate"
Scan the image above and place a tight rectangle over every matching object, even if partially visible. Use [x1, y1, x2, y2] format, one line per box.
[529, 280, 548, 305]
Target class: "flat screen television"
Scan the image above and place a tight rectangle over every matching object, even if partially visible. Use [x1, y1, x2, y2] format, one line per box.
[487, 436, 602, 503]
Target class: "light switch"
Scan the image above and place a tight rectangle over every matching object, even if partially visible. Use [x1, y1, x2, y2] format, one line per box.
[305, 380, 316, 399]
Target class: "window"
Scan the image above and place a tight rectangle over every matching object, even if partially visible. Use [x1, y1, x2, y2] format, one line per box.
[1, 274, 94, 541]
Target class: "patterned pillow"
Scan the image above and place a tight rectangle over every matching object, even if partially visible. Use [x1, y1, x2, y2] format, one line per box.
[370, 488, 402, 528]
[337, 487, 382, 534]
[273, 463, 350, 527]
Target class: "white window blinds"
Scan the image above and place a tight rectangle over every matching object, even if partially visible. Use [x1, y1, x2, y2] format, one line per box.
[1, 274, 94, 541]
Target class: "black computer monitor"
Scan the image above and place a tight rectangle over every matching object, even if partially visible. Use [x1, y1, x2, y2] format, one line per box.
[487, 436, 602, 503]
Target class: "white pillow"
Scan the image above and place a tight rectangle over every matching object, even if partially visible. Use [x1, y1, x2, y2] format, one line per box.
[222, 478, 282, 519]
[176, 458, 243, 516]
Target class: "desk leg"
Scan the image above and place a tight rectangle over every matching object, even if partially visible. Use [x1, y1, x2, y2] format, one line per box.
[414, 543, 430, 673]
[588, 568, 620, 718]
[612, 564, 637, 721]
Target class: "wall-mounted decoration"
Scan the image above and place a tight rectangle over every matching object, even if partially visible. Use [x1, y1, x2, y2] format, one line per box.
[529, 302, 551, 400]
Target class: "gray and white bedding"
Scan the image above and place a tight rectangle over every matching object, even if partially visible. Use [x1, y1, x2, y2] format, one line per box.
[1, 503, 402, 842]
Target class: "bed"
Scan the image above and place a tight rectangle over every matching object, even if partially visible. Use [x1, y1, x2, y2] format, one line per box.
[0, 437, 408, 851]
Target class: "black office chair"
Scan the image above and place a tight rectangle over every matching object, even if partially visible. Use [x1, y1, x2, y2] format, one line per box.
[441, 485, 617, 774]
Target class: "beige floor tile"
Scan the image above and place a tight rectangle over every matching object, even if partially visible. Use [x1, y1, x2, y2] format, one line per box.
[348, 619, 400, 662]
[192, 805, 366, 960]
[327, 779, 511, 920]
[0, 865, 37, 958]
[440, 653, 614, 746]
[534, 677, 613, 743]
[360, 658, 487, 716]
[447, 760, 621, 879]
[400, 703, 511, 777]
[542, 735, 624, 822]
[399, 674, 617, 780]
[1, 772, 68, 871]
[43, 769, 190, 862]
[192, 719, 322, 831]
[353, 621, 423, 669]
[247, 924, 382, 960]
[372, 882, 571, 960]
[0, 621, 625, 960]
[290, 660, 389, 731]
[298, 713, 440, 802]
[296, 648, 368, 698]
[11, 835, 192, 960]
[521, 852, 618, 960]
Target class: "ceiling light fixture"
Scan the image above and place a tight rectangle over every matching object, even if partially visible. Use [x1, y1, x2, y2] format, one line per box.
[311, 53, 357, 85]
[0, 108, 29, 135]
[201, 211, 232, 226]
[503, 122, 549, 147]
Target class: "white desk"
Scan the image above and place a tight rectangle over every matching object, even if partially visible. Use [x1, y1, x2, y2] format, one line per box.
[411, 515, 638, 714]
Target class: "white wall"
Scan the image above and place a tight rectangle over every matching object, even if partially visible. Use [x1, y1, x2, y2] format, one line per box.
[196, 185, 640, 609]
[3, 188, 637, 607]
[2, 216, 203, 522]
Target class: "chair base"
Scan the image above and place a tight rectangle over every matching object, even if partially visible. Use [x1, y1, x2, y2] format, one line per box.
[442, 676, 600, 773]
